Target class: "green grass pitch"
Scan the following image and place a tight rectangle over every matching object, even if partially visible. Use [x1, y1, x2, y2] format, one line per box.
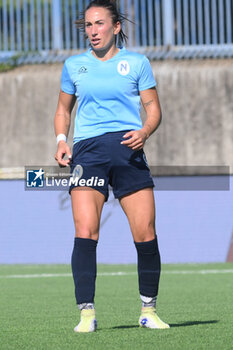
[0, 263, 233, 350]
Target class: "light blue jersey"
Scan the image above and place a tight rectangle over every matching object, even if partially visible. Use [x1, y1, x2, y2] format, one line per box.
[61, 47, 156, 143]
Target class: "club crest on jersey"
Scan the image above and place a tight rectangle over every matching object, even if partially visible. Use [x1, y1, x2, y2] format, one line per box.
[117, 60, 130, 76]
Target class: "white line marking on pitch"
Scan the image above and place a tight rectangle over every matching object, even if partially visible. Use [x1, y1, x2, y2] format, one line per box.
[0, 270, 233, 279]
[163, 269, 233, 274]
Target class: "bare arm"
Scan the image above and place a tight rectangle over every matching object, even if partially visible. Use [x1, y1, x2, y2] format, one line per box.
[121, 87, 162, 150]
[140, 87, 162, 137]
[54, 90, 76, 167]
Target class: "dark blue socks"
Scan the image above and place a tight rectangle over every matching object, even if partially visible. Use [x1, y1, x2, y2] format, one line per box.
[134, 237, 161, 298]
[71, 237, 160, 306]
[71, 237, 98, 305]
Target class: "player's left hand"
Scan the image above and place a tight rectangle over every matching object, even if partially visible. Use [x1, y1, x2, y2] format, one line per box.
[121, 130, 148, 150]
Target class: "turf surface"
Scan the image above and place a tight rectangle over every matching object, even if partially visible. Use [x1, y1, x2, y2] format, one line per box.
[0, 263, 233, 350]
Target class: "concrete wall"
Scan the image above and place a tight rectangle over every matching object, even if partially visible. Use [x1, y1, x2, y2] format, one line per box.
[0, 59, 232, 173]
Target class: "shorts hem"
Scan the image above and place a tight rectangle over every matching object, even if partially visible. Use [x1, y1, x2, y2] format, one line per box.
[114, 182, 154, 199]
[69, 185, 109, 201]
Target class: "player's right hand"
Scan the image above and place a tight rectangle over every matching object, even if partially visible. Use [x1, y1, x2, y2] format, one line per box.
[54, 141, 72, 167]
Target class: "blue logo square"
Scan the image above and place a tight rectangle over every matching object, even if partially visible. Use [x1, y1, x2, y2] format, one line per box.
[26, 169, 44, 188]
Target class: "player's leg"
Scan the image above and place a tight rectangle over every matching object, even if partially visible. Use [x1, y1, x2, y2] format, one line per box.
[71, 187, 105, 332]
[119, 188, 169, 329]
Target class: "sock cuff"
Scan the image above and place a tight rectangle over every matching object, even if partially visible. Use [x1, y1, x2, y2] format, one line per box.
[140, 294, 157, 308]
[74, 237, 98, 250]
[134, 237, 158, 254]
[78, 303, 95, 311]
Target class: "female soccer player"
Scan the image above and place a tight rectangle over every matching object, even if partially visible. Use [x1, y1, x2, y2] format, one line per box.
[54, 0, 169, 332]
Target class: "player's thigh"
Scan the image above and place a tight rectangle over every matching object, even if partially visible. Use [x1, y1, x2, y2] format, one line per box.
[119, 188, 156, 242]
[71, 187, 105, 240]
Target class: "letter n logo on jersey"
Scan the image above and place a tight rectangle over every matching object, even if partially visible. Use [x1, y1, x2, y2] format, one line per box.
[117, 60, 130, 76]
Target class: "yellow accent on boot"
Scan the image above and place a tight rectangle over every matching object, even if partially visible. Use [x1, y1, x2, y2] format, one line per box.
[139, 307, 170, 329]
[74, 309, 97, 333]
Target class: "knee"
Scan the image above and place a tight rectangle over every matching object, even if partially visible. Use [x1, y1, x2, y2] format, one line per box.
[133, 221, 156, 243]
[73, 219, 99, 240]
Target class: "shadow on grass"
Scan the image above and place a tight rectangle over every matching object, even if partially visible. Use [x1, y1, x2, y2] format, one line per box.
[170, 320, 219, 327]
[109, 320, 219, 330]
[110, 325, 139, 330]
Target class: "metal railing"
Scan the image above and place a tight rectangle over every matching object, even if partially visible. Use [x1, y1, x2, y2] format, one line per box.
[0, 0, 233, 62]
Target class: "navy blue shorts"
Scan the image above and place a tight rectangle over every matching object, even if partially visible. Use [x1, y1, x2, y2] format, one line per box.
[69, 130, 154, 201]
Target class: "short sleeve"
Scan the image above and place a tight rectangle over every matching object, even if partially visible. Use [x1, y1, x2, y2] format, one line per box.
[61, 62, 76, 95]
[138, 56, 157, 91]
